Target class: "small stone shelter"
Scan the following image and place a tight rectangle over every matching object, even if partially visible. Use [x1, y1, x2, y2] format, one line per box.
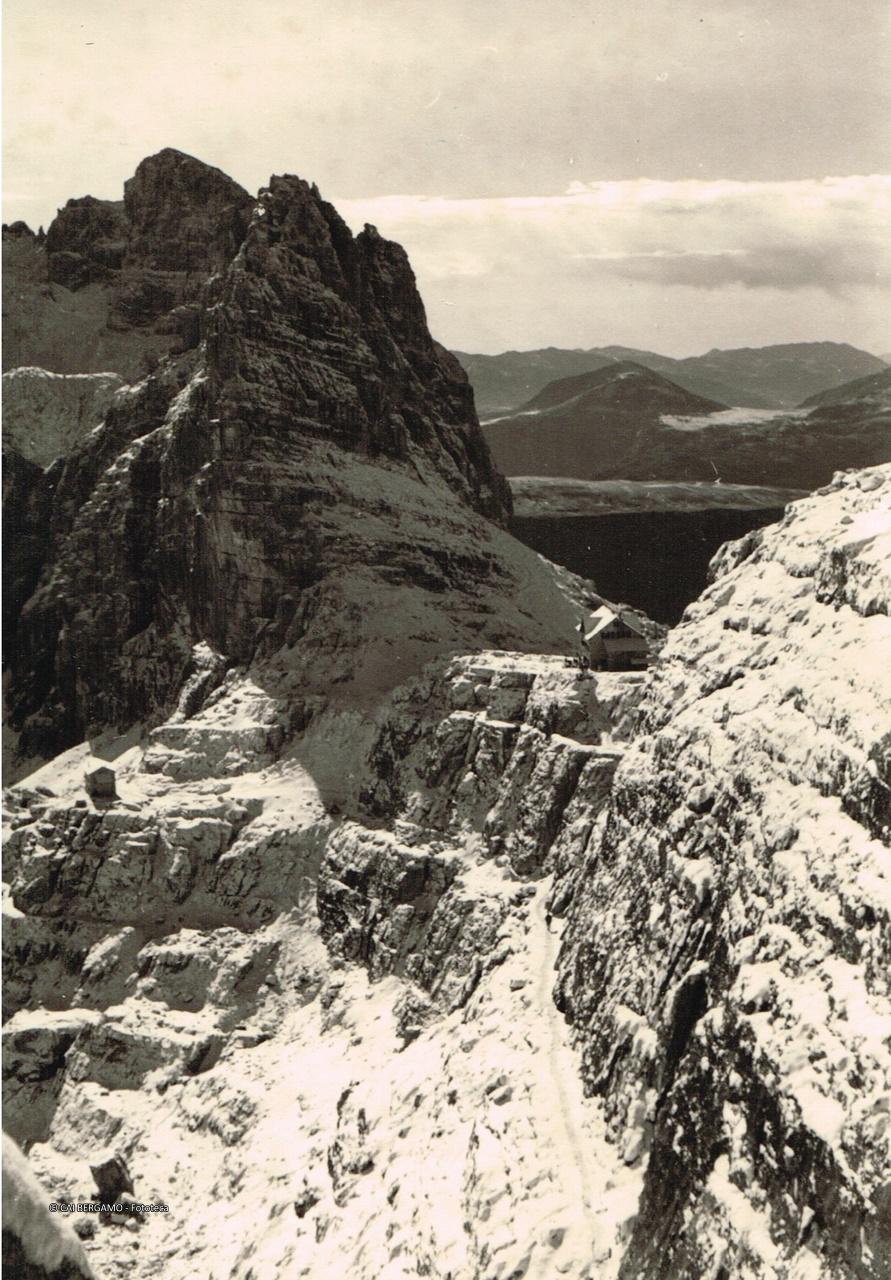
[84, 765, 117, 802]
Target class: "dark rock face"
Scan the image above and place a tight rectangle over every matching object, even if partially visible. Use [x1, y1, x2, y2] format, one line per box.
[5, 152, 586, 771]
[3, 220, 36, 239]
[2, 448, 54, 656]
[3, 150, 254, 379]
[114, 150, 253, 337]
[45, 151, 252, 330]
[123, 148, 252, 277]
[202, 175, 509, 517]
[317, 654, 634, 1012]
[554, 466, 891, 1278]
[318, 822, 461, 981]
[6, 358, 201, 760]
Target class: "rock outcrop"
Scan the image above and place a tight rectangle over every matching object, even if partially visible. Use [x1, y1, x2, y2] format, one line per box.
[0, 151, 247, 378]
[2, 446, 53, 658]
[2, 648, 643, 1280]
[556, 464, 891, 1278]
[44, 197, 128, 292]
[3, 150, 254, 378]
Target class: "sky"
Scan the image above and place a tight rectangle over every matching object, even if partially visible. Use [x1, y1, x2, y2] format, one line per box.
[3, 0, 890, 355]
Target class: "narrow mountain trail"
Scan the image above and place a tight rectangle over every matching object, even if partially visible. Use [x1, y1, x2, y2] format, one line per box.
[531, 885, 596, 1219]
[525, 880, 642, 1277]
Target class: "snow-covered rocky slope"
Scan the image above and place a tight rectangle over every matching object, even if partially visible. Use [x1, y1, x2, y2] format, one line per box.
[556, 464, 891, 1278]
[4, 466, 890, 1279]
[3, 655, 646, 1280]
[5, 148, 890, 1278]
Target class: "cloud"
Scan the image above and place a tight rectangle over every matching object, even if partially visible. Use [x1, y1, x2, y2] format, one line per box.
[336, 176, 890, 354]
[574, 244, 883, 292]
[340, 176, 891, 295]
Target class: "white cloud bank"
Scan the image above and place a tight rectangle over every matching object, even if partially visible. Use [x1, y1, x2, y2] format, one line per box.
[338, 177, 891, 354]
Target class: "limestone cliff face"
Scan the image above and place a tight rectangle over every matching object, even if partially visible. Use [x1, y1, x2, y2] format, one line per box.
[555, 464, 891, 1279]
[5, 151, 589, 773]
[46, 149, 253, 335]
[122, 149, 253, 280]
[201, 172, 510, 516]
[2, 447, 53, 659]
[45, 196, 128, 291]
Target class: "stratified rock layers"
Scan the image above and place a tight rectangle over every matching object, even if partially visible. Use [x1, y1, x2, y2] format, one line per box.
[5, 151, 590, 771]
[556, 465, 891, 1278]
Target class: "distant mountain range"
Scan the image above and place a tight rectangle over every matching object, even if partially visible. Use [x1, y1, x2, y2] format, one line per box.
[483, 361, 722, 479]
[454, 341, 887, 417]
[799, 364, 891, 411]
[482, 361, 891, 491]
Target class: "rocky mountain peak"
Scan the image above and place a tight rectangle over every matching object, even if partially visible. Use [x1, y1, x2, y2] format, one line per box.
[123, 147, 253, 275]
[2, 220, 35, 239]
[5, 151, 585, 769]
[202, 167, 509, 515]
[44, 196, 127, 290]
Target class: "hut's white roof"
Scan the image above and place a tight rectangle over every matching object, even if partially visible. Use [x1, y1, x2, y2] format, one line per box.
[585, 605, 648, 642]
